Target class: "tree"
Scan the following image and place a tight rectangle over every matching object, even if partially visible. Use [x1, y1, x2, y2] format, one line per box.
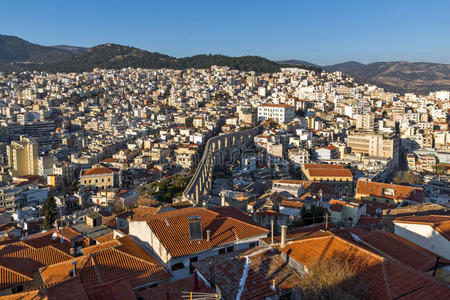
[296, 108, 306, 117]
[298, 250, 368, 299]
[41, 196, 57, 230]
[393, 171, 420, 185]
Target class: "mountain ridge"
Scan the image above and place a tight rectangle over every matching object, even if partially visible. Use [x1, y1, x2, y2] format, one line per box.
[0, 35, 315, 74]
[1, 34, 449, 93]
[280, 59, 450, 93]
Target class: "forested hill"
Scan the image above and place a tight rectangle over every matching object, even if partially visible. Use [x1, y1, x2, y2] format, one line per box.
[0, 35, 317, 73]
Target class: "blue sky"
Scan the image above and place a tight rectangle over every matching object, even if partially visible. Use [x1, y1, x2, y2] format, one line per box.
[1, 0, 449, 65]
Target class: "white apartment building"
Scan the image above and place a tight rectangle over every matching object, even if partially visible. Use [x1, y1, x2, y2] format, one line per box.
[257, 104, 295, 124]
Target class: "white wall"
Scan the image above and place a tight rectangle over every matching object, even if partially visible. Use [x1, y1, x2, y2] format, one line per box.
[395, 223, 450, 260]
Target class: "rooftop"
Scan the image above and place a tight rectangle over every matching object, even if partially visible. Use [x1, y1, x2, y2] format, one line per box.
[142, 207, 268, 258]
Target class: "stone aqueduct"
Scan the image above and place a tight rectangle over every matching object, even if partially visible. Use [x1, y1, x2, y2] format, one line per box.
[182, 126, 261, 205]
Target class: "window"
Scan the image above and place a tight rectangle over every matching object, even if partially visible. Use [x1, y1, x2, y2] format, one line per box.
[249, 242, 257, 248]
[171, 262, 184, 271]
[227, 246, 234, 253]
[219, 248, 225, 255]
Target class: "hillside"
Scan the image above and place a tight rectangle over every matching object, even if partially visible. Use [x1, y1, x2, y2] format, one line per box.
[323, 61, 365, 73]
[277, 59, 319, 68]
[51, 45, 87, 54]
[0, 35, 296, 74]
[344, 61, 450, 94]
[0, 34, 73, 64]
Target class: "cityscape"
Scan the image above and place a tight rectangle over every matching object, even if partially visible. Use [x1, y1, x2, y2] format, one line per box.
[0, 1, 449, 300]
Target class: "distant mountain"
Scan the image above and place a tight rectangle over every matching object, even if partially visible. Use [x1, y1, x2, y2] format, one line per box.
[328, 61, 450, 94]
[0, 34, 73, 64]
[51, 45, 87, 55]
[2, 34, 448, 93]
[323, 61, 365, 73]
[277, 60, 319, 68]
[0, 35, 303, 74]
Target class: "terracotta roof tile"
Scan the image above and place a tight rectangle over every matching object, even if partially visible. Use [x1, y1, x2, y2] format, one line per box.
[329, 199, 346, 212]
[82, 167, 118, 176]
[195, 246, 302, 299]
[276, 231, 450, 299]
[0, 265, 33, 290]
[361, 230, 439, 271]
[41, 239, 170, 289]
[356, 180, 424, 202]
[143, 207, 268, 258]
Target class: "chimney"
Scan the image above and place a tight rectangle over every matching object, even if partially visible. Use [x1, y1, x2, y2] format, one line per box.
[72, 261, 78, 277]
[206, 230, 211, 242]
[280, 225, 287, 248]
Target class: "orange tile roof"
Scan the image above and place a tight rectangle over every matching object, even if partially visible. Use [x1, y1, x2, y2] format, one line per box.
[0, 265, 32, 290]
[81, 167, 118, 176]
[2, 278, 90, 300]
[0, 239, 73, 278]
[40, 238, 169, 289]
[361, 230, 440, 271]
[58, 227, 82, 241]
[280, 200, 304, 208]
[209, 206, 260, 227]
[329, 199, 346, 212]
[303, 163, 345, 169]
[356, 180, 424, 202]
[277, 233, 450, 299]
[144, 207, 268, 258]
[94, 232, 114, 243]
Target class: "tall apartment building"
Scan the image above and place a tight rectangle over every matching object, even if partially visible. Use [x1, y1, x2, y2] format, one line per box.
[355, 113, 375, 131]
[7, 136, 39, 177]
[347, 131, 400, 166]
[257, 104, 295, 124]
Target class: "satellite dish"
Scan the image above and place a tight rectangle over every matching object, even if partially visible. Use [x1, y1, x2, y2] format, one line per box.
[51, 232, 57, 240]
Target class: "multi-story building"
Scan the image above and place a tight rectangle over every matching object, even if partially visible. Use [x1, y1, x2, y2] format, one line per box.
[175, 144, 199, 169]
[355, 113, 375, 131]
[129, 207, 268, 281]
[0, 184, 23, 212]
[301, 163, 353, 196]
[79, 166, 121, 189]
[347, 131, 400, 166]
[355, 180, 424, 205]
[288, 148, 310, 168]
[7, 136, 39, 177]
[257, 104, 295, 124]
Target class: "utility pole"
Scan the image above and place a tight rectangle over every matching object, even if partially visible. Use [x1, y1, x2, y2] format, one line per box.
[271, 219, 274, 244]
[325, 213, 329, 230]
